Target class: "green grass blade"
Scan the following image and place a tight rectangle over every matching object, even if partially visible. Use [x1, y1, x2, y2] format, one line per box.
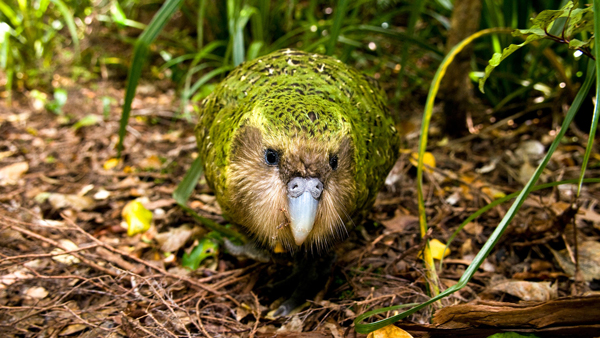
[326, 0, 349, 56]
[0, 1, 19, 27]
[247, 40, 264, 60]
[493, 71, 553, 111]
[343, 25, 444, 56]
[440, 177, 600, 270]
[38, 0, 50, 15]
[258, 0, 270, 43]
[49, 0, 80, 58]
[188, 66, 232, 96]
[227, 0, 244, 66]
[0, 26, 12, 105]
[173, 156, 245, 241]
[117, 0, 184, 156]
[197, 0, 207, 49]
[160, 41, 225, 72]
[180, 64, 231, 118]
[173, 156, 204, 206]
[396, 0, 426, 97]
[578, 0, 600, 195]
[354, 53, 596, 335]
[416, 27, 508, 305]
[269, 26, 310, 52]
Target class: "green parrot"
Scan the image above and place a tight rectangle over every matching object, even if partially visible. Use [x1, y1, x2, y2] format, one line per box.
[196, 49, 400, 314]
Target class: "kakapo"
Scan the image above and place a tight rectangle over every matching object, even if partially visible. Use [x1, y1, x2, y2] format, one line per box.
[195, 48, 400, 314]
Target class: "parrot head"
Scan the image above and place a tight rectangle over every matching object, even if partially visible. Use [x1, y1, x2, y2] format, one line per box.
[225, 92, 357, 253]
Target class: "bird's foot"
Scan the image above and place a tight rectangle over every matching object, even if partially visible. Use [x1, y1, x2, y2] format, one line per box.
[269, 251, 336, 317]
[223, 238, 270, 263]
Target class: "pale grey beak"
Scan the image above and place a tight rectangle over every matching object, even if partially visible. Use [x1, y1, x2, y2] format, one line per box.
[287, 177, 323, 246]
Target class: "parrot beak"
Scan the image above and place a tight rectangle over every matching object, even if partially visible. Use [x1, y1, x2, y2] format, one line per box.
[287, 177, 323, 246]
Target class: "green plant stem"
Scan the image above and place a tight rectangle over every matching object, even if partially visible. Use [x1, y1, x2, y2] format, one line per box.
[577, 0, 600, 195]
[416, 27, 507, 305]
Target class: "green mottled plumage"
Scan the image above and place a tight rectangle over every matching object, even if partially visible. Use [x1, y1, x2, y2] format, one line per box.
[196, 49, 399, 252]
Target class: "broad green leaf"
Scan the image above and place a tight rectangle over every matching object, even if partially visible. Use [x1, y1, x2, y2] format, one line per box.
[72, 115, 100, 130]
[479, 34, 544, 93]
[181, 238, 219, 270]
[513, 27, 545, 37]
[54, 88, 68, 106]
[569, 38, 590, 49]
[529, 3, 573, 31]
[566, 7, 594, 37]
[479, 1, 596, 93]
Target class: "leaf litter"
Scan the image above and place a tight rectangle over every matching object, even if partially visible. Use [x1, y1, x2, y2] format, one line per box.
[0, 83, 599, 337]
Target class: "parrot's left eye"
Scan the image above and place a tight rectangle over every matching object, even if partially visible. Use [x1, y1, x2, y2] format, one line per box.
[264, 149, 280, 166]
[329, 154, 338, 170]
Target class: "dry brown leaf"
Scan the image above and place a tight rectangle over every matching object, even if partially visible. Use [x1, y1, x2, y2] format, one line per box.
[25, 286, 48, 299]
[59, 324, 87, 336]
[463, 222, 482, 236]
[48, 193, 96, 211]
[155, 225, 193, 252]
[51, 239, 81, 265]
[380, 210, 418, 233]
[491, 280, 557, 301]
[0, 269, 34, 287]
[550, 241, 600, 281]
[0, 162, 28, 185]
[277, 315, 304, 333]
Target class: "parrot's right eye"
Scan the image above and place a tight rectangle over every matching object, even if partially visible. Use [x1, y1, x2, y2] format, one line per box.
[329, 154, 338, 170]
[264, 149, 280, 166]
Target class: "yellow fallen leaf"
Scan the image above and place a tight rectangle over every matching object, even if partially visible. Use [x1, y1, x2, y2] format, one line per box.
[103, 158, 120, 170]
[409, 152, 436, 173]
[367, 325, 413, 338]
[459, 173, 476, 184]
[139, 154, 162, 170]
[482, 186, 506, 199]
[428, 238, 450, 260]
[122, 200, 153, 236]
[26, 127, 38, 136]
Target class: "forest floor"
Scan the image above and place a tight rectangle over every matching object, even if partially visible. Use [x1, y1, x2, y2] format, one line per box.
[1, 81, 600, 337]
